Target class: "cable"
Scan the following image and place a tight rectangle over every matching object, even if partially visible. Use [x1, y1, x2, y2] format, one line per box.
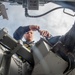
[25, 7, 68, 18]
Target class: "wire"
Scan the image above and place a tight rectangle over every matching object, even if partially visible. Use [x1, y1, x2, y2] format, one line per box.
[25, 7, 68, 18]
[63, 8, 75, 17]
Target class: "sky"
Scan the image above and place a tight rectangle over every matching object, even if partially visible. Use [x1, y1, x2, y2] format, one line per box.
[0, 2, 75, 42]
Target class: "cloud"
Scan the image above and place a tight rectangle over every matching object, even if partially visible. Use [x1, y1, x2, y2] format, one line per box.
[0, 2, 75, 42]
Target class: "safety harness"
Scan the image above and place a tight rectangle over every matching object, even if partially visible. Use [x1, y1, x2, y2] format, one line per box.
[18, 43, 31, 62]
[17, 41, 34, 67]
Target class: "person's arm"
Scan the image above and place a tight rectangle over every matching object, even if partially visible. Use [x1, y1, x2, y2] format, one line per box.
[46, 36, 61, 46]
[13, 25, 40, 40]
[39, 30, 61, 46]
[13, 26, 30, 40]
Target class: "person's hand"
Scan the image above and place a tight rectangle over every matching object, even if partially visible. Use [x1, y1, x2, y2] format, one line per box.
[29, 25, 40, 31]
[39, 30, 50, 38]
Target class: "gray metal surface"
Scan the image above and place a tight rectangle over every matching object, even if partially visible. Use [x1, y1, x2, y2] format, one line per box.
[0, 31, 75, 75]
[33, 40, 50, 65]
[0, 38, 75, 75]
[0, 3, 8, 20]
[0, 45, 26, 75]
[32, 39, 68, 75]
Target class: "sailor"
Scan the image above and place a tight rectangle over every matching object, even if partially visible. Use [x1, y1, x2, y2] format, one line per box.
[13, 25, 40, 75]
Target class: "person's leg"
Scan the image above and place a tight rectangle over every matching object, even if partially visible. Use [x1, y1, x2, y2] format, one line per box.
[47, 23, 75, 61]
[60, 22, 75, 52]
